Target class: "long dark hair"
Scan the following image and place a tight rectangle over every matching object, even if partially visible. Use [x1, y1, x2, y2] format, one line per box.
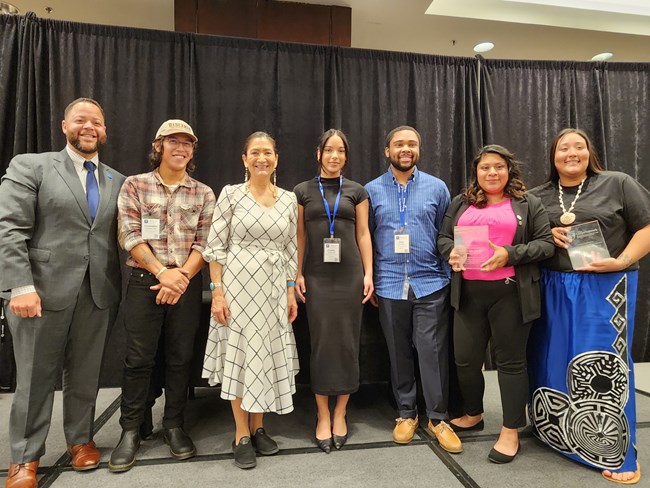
[547, 128, 604, 183]
[316, 128, 349, 174]
[462, 144, 526, 208]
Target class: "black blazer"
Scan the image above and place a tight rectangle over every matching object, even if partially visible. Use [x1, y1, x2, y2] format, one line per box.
[437, 193, 554, 323]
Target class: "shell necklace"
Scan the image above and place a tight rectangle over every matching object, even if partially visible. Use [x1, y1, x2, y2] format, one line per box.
[558, 178, 586, 225]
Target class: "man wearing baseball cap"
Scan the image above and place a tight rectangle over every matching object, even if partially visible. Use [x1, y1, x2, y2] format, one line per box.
[110, 119, 215, 472]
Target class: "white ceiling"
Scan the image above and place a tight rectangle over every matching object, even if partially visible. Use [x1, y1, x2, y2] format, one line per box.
[6, 0, 650, 61]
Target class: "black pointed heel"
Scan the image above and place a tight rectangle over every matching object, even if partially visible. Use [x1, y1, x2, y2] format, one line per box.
[333, 434, 348, 450]
[316, 437, 332, 454]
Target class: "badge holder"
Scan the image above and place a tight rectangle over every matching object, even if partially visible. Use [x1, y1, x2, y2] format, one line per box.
[323, 237, 342, 263]
[142, 218, 160, 240]
[394, 228, 410, 254]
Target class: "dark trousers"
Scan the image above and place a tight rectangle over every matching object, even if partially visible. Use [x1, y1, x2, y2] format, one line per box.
[119, 268, 202, 431]
[454, 279, 530, 429]
[377, 286, 450, 421]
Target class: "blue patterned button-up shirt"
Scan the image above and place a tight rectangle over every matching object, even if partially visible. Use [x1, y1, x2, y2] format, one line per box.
[365, 167, 451, 300]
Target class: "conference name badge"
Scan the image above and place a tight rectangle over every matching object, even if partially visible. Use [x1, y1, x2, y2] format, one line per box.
[142, 218, 160, 240]
[394, 229, 410, 254]
[323, 237, 341, 263]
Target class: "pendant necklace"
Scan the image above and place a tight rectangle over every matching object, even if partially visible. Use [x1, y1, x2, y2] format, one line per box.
[558, 178, 586, 225]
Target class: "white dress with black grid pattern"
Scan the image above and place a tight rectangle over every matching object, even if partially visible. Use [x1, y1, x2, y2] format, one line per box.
[202, 184, 299, 414]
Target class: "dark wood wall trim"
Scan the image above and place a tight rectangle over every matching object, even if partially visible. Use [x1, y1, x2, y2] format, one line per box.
[175, 0, 352, 47]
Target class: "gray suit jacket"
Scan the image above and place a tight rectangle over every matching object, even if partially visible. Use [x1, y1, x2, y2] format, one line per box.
[0, 148, 125, 310]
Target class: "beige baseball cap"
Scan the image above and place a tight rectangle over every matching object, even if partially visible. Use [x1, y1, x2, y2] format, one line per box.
[155, 119, 198, 142]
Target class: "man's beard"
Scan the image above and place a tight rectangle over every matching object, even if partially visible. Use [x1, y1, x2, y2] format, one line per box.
[389, 157, 417, 173]
[68, 133, 105, 155]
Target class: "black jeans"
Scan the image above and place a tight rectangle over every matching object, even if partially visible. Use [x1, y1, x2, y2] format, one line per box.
[119, 268, 202, 430]
[453, 279, 530, 429]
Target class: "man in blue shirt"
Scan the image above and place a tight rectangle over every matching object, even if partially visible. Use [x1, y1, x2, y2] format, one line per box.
[366, 126, 461, 453]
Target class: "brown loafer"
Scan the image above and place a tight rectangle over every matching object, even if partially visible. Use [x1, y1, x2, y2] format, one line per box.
[67, 441, 100, 471]
[393, 416, 419, 444]
[5, 460, 39, 488]
[428, 420, 463, 453]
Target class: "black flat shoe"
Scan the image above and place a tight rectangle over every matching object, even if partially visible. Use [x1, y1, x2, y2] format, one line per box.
[449, 419, 485, 432]
[232, 436, 257, 469]
[316, 437, 332, 454]
[251, 427, 279, 456]
[488, 444, 520, 464]
[333, 434, 348, 450]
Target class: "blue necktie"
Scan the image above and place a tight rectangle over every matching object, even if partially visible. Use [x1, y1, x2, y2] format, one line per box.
[84, 161, 99, 221]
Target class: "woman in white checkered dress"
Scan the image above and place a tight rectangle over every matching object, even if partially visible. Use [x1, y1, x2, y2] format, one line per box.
[201, 132, 298, 468]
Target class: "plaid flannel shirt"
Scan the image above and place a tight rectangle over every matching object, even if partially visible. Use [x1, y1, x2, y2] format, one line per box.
[118, 169, 216, 268]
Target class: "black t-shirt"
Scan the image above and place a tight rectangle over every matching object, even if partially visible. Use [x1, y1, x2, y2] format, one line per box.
[530, 171, 650, 271]
[293, 176, 368, 268]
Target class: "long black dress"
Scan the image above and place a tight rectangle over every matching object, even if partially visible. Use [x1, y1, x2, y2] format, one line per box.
[294, 176, 368, 395]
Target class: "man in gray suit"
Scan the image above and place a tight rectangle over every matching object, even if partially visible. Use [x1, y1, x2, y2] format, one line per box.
[0, 98, 125, 488]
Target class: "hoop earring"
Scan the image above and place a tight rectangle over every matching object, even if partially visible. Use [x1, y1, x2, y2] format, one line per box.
[244, 167, 249, 183]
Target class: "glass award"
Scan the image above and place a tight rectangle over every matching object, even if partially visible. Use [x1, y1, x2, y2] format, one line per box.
[453, 225, 489, 270]
[567, 220, 610, 269]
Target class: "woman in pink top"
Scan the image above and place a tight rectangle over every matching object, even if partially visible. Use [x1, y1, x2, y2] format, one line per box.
[437, 145, 554, 463]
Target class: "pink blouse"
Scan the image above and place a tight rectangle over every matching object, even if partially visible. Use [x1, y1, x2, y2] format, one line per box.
[457, 199, 517, 281]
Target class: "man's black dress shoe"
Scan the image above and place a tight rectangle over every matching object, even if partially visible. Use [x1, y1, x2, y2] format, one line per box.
[449, 419, 485, 432]
[251, 428, 279, 455]
[232, 436, 257, 469]
[333, 433, 348, 450]
[109, 430, 141, 472]
[163, 427, 196, 460]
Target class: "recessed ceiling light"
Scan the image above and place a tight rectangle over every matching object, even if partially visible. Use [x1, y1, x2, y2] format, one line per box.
[0, 2, 19, 14]
[591, 52, 613, 61]
[473, 42, 495, 53]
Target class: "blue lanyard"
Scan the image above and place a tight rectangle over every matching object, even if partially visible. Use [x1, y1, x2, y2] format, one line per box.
[398, 183, 409, 228]
[318, 175, 343, 237]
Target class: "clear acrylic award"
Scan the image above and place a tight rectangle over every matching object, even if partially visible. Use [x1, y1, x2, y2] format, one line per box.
[567, 220, 610, 269]
[453, 225, 489, 270]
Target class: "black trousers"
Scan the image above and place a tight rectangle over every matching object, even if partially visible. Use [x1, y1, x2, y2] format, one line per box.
[377, 286, 450, 421]
[119, 268, 202, 430]
[453, 279, 530, 429]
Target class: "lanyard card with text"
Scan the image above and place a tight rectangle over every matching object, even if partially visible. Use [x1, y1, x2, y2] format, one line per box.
[142, 218, 160, 240]
[319, 175, 343, 263]
[394, 228, 410, 254]
[323, 237, 342, 262]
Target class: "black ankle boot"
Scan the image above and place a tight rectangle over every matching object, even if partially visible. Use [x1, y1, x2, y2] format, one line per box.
[164, 427, 196, 460]
[109, 430, 141, 472]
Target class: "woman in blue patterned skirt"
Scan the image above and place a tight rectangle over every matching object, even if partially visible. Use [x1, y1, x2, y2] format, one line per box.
[528, 128, 650, 484]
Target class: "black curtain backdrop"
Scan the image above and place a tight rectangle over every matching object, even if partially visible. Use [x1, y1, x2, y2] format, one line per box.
[1, 13, 649, 388]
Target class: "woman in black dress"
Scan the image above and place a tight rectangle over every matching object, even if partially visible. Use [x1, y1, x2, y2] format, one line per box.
[294, 129, 373, 453]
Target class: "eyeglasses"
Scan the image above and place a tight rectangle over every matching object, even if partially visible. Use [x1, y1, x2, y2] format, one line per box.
[164, 137, 195, 150]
